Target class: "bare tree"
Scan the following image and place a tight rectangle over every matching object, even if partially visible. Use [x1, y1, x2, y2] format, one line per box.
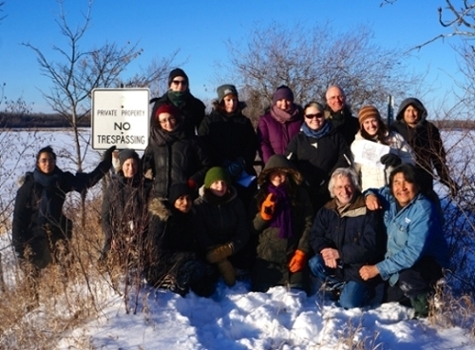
[219, 22, 423, 122]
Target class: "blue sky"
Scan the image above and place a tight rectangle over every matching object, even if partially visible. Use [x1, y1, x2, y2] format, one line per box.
[0, 0, 464, 115]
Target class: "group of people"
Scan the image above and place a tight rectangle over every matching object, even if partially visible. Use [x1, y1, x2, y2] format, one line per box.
[12, 67, 457, 317]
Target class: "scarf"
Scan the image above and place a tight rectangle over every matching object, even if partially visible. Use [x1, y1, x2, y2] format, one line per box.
[270, 105, 299, 124]
[301, 120, 331, 139]
[167, 90, 190, 108]
[33, 167, 62, 227]
[267, 183, 293, 239]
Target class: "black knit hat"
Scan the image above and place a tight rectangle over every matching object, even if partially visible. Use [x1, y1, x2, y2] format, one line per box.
[217, 84, 238, 103]
[118, 149, 139, 167]
[168, 68, 189, 87]
[168, 183, 192, 204]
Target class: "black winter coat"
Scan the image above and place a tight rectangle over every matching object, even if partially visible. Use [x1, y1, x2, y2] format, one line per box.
[198, 108, 258, 176]
[13, 161, 110, 269]
[143, 126, 211, 198]
[193, 186, 250, 254]
[309, 194, 385, 284]
[101, 173, 152, 256]
[150, 91, 205, 137]
[324, 105, 360, 146]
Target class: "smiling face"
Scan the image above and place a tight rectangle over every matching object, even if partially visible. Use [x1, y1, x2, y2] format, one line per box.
[223, 95, 238, 113]
[275, 98, 293, 112]
[326, 86, 346, 113]
[362, 117, 380, 136]
[122, 158, 138, 178]
[392, 172, 419, 207]
[158, 112, 177, 132]
[304, 105, 325, 130]
[37, 151, 56, 174]
[209, 180, 228, 197]
[174, 194, 192, 213]
[333, 175, 355, 206]
[403, 105, 420, 127]
[269, 170, 287, 187]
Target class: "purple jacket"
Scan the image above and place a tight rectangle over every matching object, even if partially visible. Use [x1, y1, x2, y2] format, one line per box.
[257, 112, 303, 163]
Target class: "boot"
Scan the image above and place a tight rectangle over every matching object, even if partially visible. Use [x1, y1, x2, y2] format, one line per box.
[410, 293, 429, 318]
[217, 259, 235, 286]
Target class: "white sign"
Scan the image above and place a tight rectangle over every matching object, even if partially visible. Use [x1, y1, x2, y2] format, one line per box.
[352, 139, 390, 169]
[92, 88, 150, 150]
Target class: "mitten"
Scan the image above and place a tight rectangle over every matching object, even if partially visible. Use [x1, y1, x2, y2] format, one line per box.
[206, 243, 233, 263]
[226, 158, 245, 180]
[289, 250, 306, 273]
[260, 193, 277, 221]
[103, 145, 117, 165]
[187, 178, 197, 190]
[217, 259, 236, 286]
[380, 153, 401, 167]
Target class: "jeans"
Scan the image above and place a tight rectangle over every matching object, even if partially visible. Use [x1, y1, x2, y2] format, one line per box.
[308, 255, 373, 309]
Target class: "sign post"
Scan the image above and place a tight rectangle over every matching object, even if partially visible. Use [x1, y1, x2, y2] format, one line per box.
[92, 88, 150, 150]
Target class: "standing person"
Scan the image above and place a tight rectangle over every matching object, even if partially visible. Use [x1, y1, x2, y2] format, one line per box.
[360, 164, 449, 318]
[193, 167, 250, 287]
[145, 183, 218, 297]
[100, 149, 152, 267]
[13, 145, 115, 270]
[257, 85, 303, 164]
[143, 103, 211, 199]
[250, 154, 314, 293]
[198, 84, 258, 206]
[351, 105, 415, 191]
[324, 85, 359, 146]
[286, 101, 351, 212]
[390, 98, 458, 197]
[150, 68, 206, 136]
[308, 168, 385, 309]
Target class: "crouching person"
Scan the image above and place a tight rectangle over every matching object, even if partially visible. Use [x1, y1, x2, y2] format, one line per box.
[194, 167, 250, 287]
[360, 163, 449, 318]
[250, 154, 314, 293]
[308, 168, 385, 309]
[145, 183, 218, 297]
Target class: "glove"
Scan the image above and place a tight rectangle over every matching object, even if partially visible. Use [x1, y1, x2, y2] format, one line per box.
[225, 158, 245, 181]
[187, 178, 197, 190]
[206, 243, 233, 263]
[380, 153, 401, 167]
[102, 146, 117, 165]
[289, 249, 306, 273]
[260, 193, 277, 221]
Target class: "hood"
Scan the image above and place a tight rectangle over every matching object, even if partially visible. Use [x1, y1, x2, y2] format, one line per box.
[395, 98, 428, 123]
[257, 154, 303, 186]
[148, 197, 172, 221]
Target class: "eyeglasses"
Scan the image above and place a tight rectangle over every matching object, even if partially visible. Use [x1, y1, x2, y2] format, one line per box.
[159, 117, 176, 124]
[172, 80, 187, 86]
[38, 157, 55, 164]
[305, 113, 324, 119]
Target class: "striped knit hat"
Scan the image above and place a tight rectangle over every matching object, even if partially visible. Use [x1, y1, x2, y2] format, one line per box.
[358, 105, 381, 126]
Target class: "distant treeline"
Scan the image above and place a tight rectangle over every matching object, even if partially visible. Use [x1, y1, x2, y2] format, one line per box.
[0, 112, 91, 128]
[0, 112, 474, 130]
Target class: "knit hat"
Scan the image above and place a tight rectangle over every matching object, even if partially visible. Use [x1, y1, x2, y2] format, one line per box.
[217, 84, 238, 103]
[118, 149, 139, 167]
[168, 183, 193, 205]
[155, 103, 180, 119]
[168, 68, 189, 86]
[358, 105, 381, 126]
[204, 166, 231, 188]
[273, 85, 294, 105]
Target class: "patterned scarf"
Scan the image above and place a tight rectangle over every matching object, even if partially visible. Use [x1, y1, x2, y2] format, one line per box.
[267, 183, 293, 239]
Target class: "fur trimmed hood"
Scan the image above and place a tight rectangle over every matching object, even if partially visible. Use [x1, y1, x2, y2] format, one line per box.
[148, 197, 172, 221]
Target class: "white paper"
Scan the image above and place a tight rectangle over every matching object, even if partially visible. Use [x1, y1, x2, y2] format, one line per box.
[353, 140, 390, 169]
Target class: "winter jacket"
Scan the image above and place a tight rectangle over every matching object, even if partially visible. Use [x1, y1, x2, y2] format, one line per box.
[198, 108, 257, 176]
[257, 110, 303, 164]
[391, 98, 453, 190]
[285, 124, 351, 210]
[309, 194, 385, 284]
[367, 186, 449, 286]
[150, 91, 206, 136]
[12, 160, 111, 269]
[101, 172, 152, 256]
[143, 125, 211, 198]
[351, 130, 415, 191]
[324, 105, 360, 146]
[251, 155, 314, 289]
[193, 186, 250, 254]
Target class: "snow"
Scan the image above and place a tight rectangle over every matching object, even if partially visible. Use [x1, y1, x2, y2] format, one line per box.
[1, 129, 474, 349]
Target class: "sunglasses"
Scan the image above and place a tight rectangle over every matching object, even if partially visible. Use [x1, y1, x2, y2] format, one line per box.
[305, 113, 324, 119]
[172, 80, 187, 85]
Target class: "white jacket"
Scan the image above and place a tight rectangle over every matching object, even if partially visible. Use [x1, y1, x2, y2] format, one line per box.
[351, 131, 415, 191]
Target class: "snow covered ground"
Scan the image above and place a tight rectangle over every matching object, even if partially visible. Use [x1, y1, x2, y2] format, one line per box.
[1, 129, 474, 349]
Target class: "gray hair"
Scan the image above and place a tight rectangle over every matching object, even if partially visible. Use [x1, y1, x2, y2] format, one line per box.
[328, 167, 361, 197]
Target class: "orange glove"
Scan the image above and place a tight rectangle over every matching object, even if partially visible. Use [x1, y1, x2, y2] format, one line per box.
[289, 250, 306, 273]
[260, 193, 277, 221]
